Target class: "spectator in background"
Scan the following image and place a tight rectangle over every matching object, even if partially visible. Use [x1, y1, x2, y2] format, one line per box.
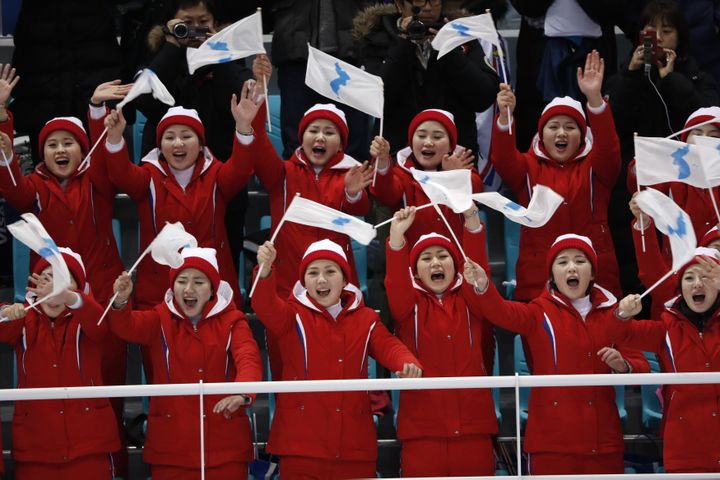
[271, 1, 372, 161]
[9, 0, 124, 163]
[353, 0, 499, 158]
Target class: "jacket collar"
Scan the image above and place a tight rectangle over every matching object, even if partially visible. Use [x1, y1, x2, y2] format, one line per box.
[530, 127, 594, 164]
[141, 147, 215, 177]
[545, 282, 617, 310]
[163, 279, 234, 321]
[292, 280, 363, 314]
[292, 148, 361, 171]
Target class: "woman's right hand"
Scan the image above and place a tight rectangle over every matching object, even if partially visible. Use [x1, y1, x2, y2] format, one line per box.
[113, 272, 133, 305]
[0, 131, 13, 161]
[91, 79, 133, 105]
[370, 136, 391, 171]
[257, 241, 277, 278]
[389, 206, 416, 248]
[629, 192, 651, 228]
[104, 108, 127, 145]
[628, 45, 645, 72]
[496, 83, 516, 126]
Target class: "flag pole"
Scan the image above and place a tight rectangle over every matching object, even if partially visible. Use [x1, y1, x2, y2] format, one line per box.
[257, 8, 271, 133]
[1, 147, 17, 187]
[199, 380, 206, 480]
[708, 188, 720, 225]
[487, 9, 512, 136]
[431, 202, 468, 260]
[634, 133, 646, 252]
[372, 115, 384, 188]
[80, 126, 109, 170]
[374, 202, 434, 229]
[639, 267, 676, 300]
[248, 193, 300, 298]
[666, 116, 720, 140]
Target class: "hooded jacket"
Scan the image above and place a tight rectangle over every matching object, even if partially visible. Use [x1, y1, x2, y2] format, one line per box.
[0, 292, 120, 463]
[490, 101, 621, 301]
[252, 271, 420, 461]
[107, 280, 261, 468]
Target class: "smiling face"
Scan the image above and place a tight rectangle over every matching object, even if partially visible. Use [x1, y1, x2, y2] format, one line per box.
[43, 130, 83, 181]
[541, 115, 582, 164]
[37, 266, 79, 319]
[551, 248, 595, 300]
[301, 119, 342, 167]
[686, 123, 720, 144]
[160, 124, 202, 171]
[172, 268, 213, 318]
[681, 264, 719, 313]
[303, 259, 347, 307]
[411, 120, 451, 170]
[415, 245, 455, 294]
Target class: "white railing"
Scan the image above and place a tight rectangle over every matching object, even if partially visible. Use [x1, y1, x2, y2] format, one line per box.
[1, 372, 719, 479]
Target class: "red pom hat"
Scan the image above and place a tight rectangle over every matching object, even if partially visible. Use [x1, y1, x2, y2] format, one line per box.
[298, 239, 352, 285]
[409, 232, 462, 274]
[32, 247, 90, 294]
[169, 247, 221, 292]
[156, 106, 206, 146]
[681, 106, 720, 142]
[297, 103, 349, 148]
[680, 247, 720, 273]
[537, 96, 587, 138]
[700, 225, 720, 248]
[407, 109, 457, 150]
[546, 233, 597, 276]
[38, 117, 90, 159]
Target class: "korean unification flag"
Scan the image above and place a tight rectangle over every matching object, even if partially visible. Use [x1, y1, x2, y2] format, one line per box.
[283, 196, 377, 245]
[693, 135, 720, 186]
[634, 136, 712, 188]
[431, 13, 501, 59]
[305, 45, 384, 119]
[472, 185, 563, 227]
[118, 69, 175, 108]
[187, 11, 266, 74]
[150, 222, 198, 268]
[8, 214, 72, 296]
[411, 168, 473, 213]
[635, 188, 697, 271]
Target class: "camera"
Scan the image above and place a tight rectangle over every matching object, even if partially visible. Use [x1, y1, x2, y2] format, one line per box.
[638, 29, 665, 69]
[405, 6, 443, 41]
[164, 22, 210, 40]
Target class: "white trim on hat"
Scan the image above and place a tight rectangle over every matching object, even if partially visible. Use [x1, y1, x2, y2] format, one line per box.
[541, 96, 586, 120]
[181, 247, 219, 271]
[302, 239, 348, 262]
[45, 116, 87, 132]
[160, 106, 202, 125]
[303, 103, 348, 128]
[692, 247, 720, 260]
[685, 106, 720, 126]
[420, 108, 455, 123]
[551, 233, 594, 250]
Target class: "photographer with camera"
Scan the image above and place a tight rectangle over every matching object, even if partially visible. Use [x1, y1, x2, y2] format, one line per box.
[353, 0, 500, 159]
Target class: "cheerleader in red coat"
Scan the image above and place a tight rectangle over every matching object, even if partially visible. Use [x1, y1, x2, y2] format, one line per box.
[108, 247, 261, 480]
[465, 234, 648, 475]
[492, 50, 622, 301]
[0, 248, 120, 479]
[102, 79, 265, 309]
[252, 239, 422, 479]
[370, 109, 483, 246]
[386, 205, 497, 477]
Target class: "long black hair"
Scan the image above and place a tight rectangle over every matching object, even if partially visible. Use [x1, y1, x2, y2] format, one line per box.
[640, 0, 690, 60]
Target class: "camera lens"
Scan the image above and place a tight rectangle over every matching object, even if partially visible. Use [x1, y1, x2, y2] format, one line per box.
[173, 23, 189, 39]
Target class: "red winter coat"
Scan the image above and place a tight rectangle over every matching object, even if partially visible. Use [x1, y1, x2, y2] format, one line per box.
[469, 281, 648, 456]
[385, 224, 497, 440]
[103, 136, 252, 308]
[108, 280, 261, 468]
[244, 128, 370, 297]
[0, 293, 120, 463]
[614, 302, 720, 472]
[0, 110, 123, 304]
[371, 146, 484, 247]
[251, 271, 420, 461]
[490, 102, 621, 301]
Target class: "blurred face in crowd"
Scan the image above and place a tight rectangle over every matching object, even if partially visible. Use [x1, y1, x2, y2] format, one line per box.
[396, 0, 442, 24]
[304, 259, 347, 307]
[301, 119, 343, 167]
[36, 266, 79, 319]
[551, 248, 594, 300]
[681, 264, 719, 314]
[415, 246, 455, 294]
[685, 123, 720, 144]
[43, 130, 83, 181]
[174, 2, 215, 48]
[644, 15, 678, 52]
[173, 268, 213, 318]
[541, 115, 582, 164]
[160, 125, 202, 171]
[411, 120, 451, 170]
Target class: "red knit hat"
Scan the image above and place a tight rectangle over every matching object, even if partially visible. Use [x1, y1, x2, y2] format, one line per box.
[297, 104, 349, 148]
[681, 247, 720, 273]
[700, 225, 720, 248]
[298, 239, 352, 285]
[681, 106, 720, 142]
[169, 247, 221, 292]
[546, 233, 597, 276]
[156, 106, 206, 146]
[38, 117, 90, 159]
[32, 247, 89, 294]
[407, 109, 457, 150]
[538, 96, 587, 138]
[409, 232, 462, 275]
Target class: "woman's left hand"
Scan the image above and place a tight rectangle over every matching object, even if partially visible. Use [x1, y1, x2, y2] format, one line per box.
[598, 347, 630, 373]
[344, 161, 373, 197]
[658, 48, 677, 78]
[213, 395, 250, 419]
[442, 147, 474, 171]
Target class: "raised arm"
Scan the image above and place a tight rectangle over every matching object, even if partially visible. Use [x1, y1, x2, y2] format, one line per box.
[0, 304, 26, 343]
[103, 108, 151, 200]
[369, 136, 404, 209]
[250, 242, 297, 337]
[385, 207, 420, 320]
[107, 272, 161, 345]
[0, 130, 37, 211]
[490, 84, 529, 193]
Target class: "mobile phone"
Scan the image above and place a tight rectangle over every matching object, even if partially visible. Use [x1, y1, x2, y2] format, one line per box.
[638, 29, 666, 67]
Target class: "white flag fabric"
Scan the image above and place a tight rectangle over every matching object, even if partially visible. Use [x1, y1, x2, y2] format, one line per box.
[8, 214, 72, 296]
[472, 184, 563, 227]
[693, 135, 720, 186]
[636, 188, 697, 271]
[432, 14, 501, 59]
[305, 46, 384, 118]
[283, 196, 376, 245]
[634, 136, 720, 188]
[411, 168, 473, 213]
[150, 222, 198, 268]
[118, 69, 175, 108]
[187, 11, 265, 74]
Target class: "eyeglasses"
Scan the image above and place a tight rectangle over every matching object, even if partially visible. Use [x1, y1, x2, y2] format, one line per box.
[406, 0, 441, 7]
